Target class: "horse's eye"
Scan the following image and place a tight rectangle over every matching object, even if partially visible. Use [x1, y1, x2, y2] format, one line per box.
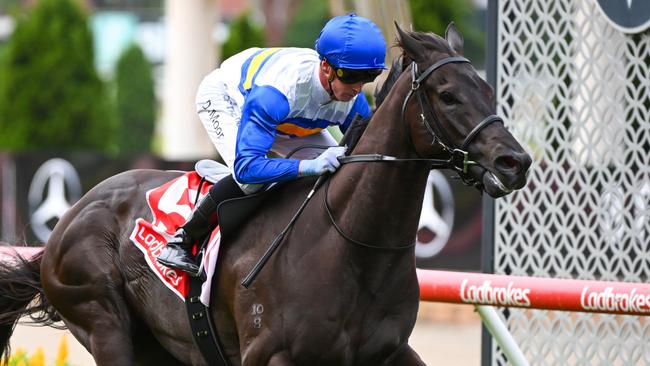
[439, 91, 457, 105]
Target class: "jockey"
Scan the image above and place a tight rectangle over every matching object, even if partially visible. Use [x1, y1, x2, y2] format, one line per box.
[157, 13, 386, 276]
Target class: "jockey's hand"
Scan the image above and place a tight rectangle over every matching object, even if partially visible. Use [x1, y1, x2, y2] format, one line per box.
[298, 146, 347, 176]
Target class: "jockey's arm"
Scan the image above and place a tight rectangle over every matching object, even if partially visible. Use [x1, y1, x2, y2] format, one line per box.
[233, 85, 299, 185]
[339, 93, 372, 134]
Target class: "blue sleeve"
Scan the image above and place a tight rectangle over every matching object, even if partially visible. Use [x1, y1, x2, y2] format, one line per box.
[340, 93, 371, 134]
[233, 85, 301, 184]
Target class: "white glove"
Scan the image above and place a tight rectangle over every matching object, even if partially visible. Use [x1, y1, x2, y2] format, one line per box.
[298, 146, 347, 177]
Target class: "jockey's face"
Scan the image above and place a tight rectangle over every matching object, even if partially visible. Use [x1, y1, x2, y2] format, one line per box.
[320, 61, 365, 102]
[331, 78, 364, 102]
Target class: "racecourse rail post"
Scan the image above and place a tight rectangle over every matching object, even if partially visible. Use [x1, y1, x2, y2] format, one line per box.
[475, 305, 529, 366]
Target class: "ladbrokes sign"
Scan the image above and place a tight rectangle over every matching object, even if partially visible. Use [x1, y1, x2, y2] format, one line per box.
[581, 286, 650, 314]
[460, 279, 532, 307]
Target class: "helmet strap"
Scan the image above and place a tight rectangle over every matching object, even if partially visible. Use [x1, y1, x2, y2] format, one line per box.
[323, 62, 336, 99]
[327, 78, 338, 100]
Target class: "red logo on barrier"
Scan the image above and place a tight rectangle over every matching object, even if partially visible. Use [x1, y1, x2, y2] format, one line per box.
[460, 279, 531, 307]
[580, 286, 650, 313]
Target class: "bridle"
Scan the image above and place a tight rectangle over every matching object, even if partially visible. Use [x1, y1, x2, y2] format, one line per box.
[328, 56, 505, 189]
[324, 56, 506, 250]
[401, 56, 503, 186]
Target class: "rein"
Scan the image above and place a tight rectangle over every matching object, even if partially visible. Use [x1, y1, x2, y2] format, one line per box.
[323, 176, 415, 251]
[286, 147, 467, 170]
[339, 154, 448, 169]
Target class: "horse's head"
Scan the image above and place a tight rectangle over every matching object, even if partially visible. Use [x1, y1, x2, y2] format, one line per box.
[394, 23, 531, 198]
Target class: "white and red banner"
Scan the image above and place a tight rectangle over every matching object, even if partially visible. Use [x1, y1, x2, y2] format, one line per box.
[129, 172, 217, 301]
[417, 269, 650, 316]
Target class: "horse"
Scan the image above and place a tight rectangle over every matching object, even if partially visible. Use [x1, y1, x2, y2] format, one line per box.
[0, 24, 531, 365]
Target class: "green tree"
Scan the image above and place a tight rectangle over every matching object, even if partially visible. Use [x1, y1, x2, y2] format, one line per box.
[409, 0, 485, 67]
[0, 0, 115, 152]
[115, 44, 156, 155]
[0, 0, 21, 14]
[221, 12, 265, 60]
[0, 43, 7, 110]
[283, 0, 328, 48]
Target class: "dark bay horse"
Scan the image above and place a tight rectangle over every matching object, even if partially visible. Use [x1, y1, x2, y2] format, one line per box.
[0, 24, 531, 365]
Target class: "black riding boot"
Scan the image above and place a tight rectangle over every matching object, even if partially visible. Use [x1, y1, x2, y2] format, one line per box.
[157, 175, 246, 276]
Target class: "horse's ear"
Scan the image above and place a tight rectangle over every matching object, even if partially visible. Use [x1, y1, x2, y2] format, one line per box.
[395, 22, 426, 62]
[445, 22, 464, 55]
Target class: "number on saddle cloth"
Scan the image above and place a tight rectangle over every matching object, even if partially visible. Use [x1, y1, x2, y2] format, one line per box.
[194, 159, 271, 239]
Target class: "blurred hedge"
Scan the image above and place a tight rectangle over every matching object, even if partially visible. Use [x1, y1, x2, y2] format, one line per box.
[115, 44, 156, 155]
[409, 0, 485, 67]
[283, 0, 328, 48]
[0, 0, 116, 152]
[221, 12, 265, 61]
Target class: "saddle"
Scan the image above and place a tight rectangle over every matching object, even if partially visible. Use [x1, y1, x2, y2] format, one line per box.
[194, 159, 272, 240]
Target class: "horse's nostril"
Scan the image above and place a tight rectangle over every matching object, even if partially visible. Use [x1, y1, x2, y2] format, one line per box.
[495, 155, 519, 170]
[495, 153, 531, 175]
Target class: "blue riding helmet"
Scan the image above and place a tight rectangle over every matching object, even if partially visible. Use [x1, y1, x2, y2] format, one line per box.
[315, 13, 386, 70]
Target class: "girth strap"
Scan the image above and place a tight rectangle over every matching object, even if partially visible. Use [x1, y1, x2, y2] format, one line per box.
[185, 180, 230, 366]
[186, 273, 230, 366]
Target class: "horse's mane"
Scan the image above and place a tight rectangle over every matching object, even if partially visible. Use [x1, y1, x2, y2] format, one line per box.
[374, 30, 454, 108]
[346, 30, 452, 150]
[374, 56, 404, 108]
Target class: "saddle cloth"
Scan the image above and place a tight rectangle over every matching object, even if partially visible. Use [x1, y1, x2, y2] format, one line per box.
[129, 169, 223, 306]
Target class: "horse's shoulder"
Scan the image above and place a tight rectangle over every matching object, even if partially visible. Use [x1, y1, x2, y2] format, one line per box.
[261, 177, 319, 211]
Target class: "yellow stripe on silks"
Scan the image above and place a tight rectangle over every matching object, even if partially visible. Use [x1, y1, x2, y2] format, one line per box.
[277, 123, 323, 137]
[243, 48, 282, 90]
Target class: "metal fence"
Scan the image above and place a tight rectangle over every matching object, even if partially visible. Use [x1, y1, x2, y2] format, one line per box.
[489, 0, 650, 364]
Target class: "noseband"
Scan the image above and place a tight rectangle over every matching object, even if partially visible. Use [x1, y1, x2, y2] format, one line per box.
[401, 56, 503, 184]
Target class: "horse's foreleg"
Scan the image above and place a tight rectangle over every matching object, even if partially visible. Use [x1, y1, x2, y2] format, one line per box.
[384, 344, 427, 366]
[267, 351, 297, 366]
[56, 297, 136, 366]
[240, 328, 287, 366]
[88, 318, 135, 365]
[41, 227, 136, 365]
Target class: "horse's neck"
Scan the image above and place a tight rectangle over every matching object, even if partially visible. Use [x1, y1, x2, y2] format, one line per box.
[328, 80, 430, 249]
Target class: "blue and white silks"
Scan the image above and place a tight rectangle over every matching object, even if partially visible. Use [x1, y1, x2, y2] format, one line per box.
[196, 47, 371, 187]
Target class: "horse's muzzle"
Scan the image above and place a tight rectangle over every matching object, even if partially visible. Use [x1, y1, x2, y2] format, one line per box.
[482, 151, 532, 198]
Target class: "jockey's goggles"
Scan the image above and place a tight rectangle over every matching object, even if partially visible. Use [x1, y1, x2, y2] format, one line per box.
[334, 67, 382, 84]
